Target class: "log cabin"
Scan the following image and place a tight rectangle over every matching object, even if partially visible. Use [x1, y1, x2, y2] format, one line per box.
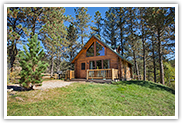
[71, 35, 133, 81]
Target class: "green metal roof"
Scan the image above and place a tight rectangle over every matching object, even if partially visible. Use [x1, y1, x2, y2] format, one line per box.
[71, 35, 133, 65]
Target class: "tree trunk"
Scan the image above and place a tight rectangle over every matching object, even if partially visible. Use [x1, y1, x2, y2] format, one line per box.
[120, 26, 124, 56]
[50, 55, 54, 78]
[142, 27, 146, 81]
[10, 43, 18, 72]
[119, 9, 124, 56]
[133, 51, 139, 80]
[158, 28, 165, 85]
[81, 30, 84, 45]
[152, 35, 156, 83]
[143, 43, 146, 81]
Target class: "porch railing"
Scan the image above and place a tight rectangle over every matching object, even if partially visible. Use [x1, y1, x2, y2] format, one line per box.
[86, 68, 118, 80]
[65, 70, 75, 80]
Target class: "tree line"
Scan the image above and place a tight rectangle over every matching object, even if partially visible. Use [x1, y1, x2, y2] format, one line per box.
[7, 7, 175, 88]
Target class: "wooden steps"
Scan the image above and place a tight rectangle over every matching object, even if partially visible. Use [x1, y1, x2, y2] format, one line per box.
[70, 78, 87, 82]
[86, 79, 113, 84]
[70, 78, 113, 83]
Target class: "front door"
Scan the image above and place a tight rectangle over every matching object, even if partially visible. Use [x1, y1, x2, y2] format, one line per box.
[80, 62, 86, 78]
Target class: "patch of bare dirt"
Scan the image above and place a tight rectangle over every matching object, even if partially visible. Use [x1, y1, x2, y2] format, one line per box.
[34, 80, 75, 90]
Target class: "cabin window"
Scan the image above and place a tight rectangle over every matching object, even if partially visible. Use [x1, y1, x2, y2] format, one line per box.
[96, 60, 102, 69]
[89, 61, 95, 69]
[96, 41, 105, 56]
[86, 42, 94, 57]
[81, 63, 85, 70]
[89, 59, 110, 69]
[86, 41, 105, 57]
[103, 59, 110, 69]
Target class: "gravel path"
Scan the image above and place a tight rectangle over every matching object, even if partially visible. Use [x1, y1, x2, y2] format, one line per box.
[34, 80, 74, 90]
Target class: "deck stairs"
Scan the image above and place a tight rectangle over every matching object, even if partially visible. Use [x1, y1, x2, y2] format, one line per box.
[70, 78, 115, 83]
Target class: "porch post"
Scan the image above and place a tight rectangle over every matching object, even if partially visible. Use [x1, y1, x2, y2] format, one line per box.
[70, 70, 71, 80]
[112, 68, 114, 81]
[87, 69, 88, 80]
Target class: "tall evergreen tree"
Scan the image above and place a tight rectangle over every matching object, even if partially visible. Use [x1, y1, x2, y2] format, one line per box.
[90, 11, 103, 39]
[23, 7, 44, 38]
[146, 7, 175, 84]
[39, 7, 68, 77]
[66, 24, 79, 69]
[74, 7, 91, 45]
[115, 7, 128, 56]
[7, 7, 27, 72]
[138, 7, 148, 81]
[125, 7, 140, 80]
[103, 7, 119, 49]
[18, 34, 48, 89]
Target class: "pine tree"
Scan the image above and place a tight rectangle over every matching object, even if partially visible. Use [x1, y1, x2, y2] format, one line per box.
[125, 7, 140, 80]
[146, 7, 175, 84]
[18, 34, 48, 89]
[103, 7, 119, 49]
[90, 11, 103, 39]
[74, 7, 91, 45]
[23, 7, 44, 38]
[39, 7, 68, 77]
[66, 24, 79, 69]
[115, 7, 127, 56]
[138, 7, 149, 81]
[7, 7, 26, 72]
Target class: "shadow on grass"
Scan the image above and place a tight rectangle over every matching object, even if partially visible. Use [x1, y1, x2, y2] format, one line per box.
[113, 80, 175, 94]
[7, 85, 33, 91]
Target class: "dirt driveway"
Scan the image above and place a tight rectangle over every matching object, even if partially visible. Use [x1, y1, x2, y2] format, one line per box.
[34, 80, 75, 90]
[7, 80, 86, 91]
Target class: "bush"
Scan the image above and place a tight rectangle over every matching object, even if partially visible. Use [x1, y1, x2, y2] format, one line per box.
[7, 68, 20, 84]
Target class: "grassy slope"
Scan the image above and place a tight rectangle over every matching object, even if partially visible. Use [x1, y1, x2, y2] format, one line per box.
[7, 81, 175, 116]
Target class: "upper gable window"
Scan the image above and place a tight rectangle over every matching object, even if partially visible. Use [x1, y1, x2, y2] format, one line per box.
[86, 42, 94, 57]
[86, 41, 105, 57]
[96, 41, 105, 56]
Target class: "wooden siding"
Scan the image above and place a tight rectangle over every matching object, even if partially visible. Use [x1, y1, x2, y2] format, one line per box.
[72, 36, 132, 80]
[74, 37, 118, 78]
[120, 59, 132, 80]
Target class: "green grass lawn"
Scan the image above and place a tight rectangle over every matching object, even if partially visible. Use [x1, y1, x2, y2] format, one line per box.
[7, 81, 175, 116]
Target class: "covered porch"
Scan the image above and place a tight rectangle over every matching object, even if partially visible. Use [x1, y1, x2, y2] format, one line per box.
[65, 68, 119, 81]
[86, 68, 118, 81]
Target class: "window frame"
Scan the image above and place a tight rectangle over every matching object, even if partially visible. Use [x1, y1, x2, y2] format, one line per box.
[96, 41, 105, 56]
[81, 63, 85, 70]
[103, 59, 110, 69]
[86, 41, 105, 57]
[96, 60, 102, 69]
[86, 42, 95, 57]
[89, 61, 95, 69]
[89, 59, 110, 69]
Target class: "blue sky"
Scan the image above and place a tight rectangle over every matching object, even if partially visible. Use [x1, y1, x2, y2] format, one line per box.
[63, 7, 109, 44]
[64, 7, 108, 26]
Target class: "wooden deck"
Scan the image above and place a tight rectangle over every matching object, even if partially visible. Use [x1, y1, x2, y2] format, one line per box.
[86, 68, 118, 80]
[65, 68, 119, 81]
